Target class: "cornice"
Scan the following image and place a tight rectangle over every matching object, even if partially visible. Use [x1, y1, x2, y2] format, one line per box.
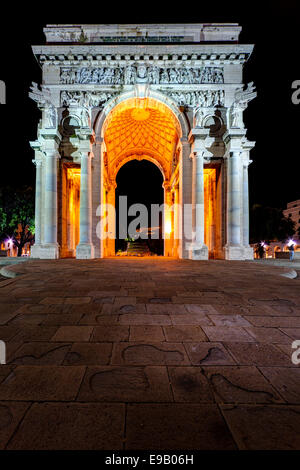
[32, 44, 254, 67]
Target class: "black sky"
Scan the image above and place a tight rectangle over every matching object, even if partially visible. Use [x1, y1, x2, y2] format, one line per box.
[0, 0, 299, 209]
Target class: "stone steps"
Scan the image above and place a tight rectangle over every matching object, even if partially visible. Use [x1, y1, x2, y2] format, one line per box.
[127, 240, 151, 256]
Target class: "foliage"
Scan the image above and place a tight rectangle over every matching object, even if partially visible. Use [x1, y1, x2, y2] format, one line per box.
[250, 204, 295, 244]
[0, 186, 35, 256]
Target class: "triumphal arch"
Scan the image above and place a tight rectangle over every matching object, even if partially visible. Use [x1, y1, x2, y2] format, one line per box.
[29, 23, 256, 260]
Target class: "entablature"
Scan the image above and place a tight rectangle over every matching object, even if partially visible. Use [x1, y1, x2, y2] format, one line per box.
[32, 44, 254, 67]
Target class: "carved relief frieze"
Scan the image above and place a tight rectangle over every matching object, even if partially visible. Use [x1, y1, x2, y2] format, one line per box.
[166, 89, 224, 107]
[60, 66, 224, 85]
[61, 90, 117, 107]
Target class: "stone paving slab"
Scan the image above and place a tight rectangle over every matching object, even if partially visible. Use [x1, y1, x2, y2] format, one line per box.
[6, 403, 125, 450]
[220, 405, 300, 450]
[224, 342, 295, 367]
[62, 343, 112, 366]
[0, 366, 85, 401]
[0, 257, 299, 450]
[125, 404, 237, 450]
[0, 402, 31, 450]
[129, 325, 165, 342]
[111, 342, 190, 365]
[8, 342, 72, 365]
[184, 342, 236, 365]
[203, 366, 283, 404]
[77, 366, 172, 402]
[168, 366, 214, 402]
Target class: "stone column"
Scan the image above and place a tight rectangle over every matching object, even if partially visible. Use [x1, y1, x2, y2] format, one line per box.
[179, 138, 192, 258]
[242, 162, 249, 247]
[44, 151, 59, 247]
[242, 160, 254, 259]
[173, 184, 180, 257]
[32, 148, 60, 259]
[188, 150, 208, 260]
[106, 183, 116, 257]
[227, 150, 241, 246]
[30, 158, 42, 258]
[92, 138, 102, 259]
[163, 182, 172, 257]
[36, 130, 61, 259]
[76, 151, 95, 259]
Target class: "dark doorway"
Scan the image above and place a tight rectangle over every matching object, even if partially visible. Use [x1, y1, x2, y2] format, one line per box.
[115, 159, 164, 255]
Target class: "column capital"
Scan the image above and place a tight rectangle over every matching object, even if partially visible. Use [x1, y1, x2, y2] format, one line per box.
[30, 140, 42, 151]
[80, 150, 92, 159]
[32, 159, 43, 167]
[190, 130, 214, 157]
[71, 132, 92, 154]
[223, 130, 254, 154]
[43, 149, 60, 159]
[39, 131, 61, 155]
[190, 149, 206, 159]
[242, 159, 253, 168]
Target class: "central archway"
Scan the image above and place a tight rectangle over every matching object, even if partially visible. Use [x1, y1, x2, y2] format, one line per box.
[100, 96, 182, 257]
[115, 159, 164, 255]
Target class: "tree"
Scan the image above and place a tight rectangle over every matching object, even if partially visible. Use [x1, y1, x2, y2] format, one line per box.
[0, 186, 35, 257]
[250, 204, 295, 244]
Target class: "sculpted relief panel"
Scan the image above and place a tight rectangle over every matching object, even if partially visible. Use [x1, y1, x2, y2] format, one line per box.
[167, 90, 224, 107]
[60, 89, 224, 108]
[61, 91, 117, 107]
[60, 66, 224, 85]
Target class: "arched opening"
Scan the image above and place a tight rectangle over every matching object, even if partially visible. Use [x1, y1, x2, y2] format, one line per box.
[101, 96, 181, 257]
[115, 160, 164, 256]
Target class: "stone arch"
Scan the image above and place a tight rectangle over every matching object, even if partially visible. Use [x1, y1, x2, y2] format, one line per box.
[113, 153, 166, 181]
[93, 88, 190, 140]
[97, 92, 184, 258]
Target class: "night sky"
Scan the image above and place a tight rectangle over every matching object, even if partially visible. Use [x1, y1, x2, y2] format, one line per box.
[0, 1, 299, 210]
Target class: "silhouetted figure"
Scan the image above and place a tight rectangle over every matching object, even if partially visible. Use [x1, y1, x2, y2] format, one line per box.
[288, 243, 295, 261]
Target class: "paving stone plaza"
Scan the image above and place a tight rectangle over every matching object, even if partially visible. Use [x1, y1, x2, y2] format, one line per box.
[0, 258, 299, 450]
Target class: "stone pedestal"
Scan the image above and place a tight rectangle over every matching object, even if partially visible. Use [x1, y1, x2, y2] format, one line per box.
[36, 243, 60, 259]
[76, 242, 95, 259]
[225, 244, 253, 260]
[188, 242, 209, 260]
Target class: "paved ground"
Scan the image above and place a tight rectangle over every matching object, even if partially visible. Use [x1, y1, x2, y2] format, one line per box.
[0, 257, 299, 450]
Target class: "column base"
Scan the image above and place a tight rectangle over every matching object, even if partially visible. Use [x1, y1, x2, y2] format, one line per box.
[76, 243, 95, 259]
[187, 243, 209, 260]
[30, 244, 41, 259]
[225, 244, 254, 260]
[33, 243, 60, 259]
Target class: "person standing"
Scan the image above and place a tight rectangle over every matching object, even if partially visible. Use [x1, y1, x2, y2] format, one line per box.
[288, 242, 295, 261]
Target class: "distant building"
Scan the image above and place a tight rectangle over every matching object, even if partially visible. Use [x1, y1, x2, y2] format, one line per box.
[283, 199, 300, 234]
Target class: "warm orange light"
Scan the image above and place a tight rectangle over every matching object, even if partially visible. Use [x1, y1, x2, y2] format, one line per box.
[67, 168, 81, 179]
[103, 97, 180, 181]
[131, 108, 150, 121]
[165, 220, 172, 235]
